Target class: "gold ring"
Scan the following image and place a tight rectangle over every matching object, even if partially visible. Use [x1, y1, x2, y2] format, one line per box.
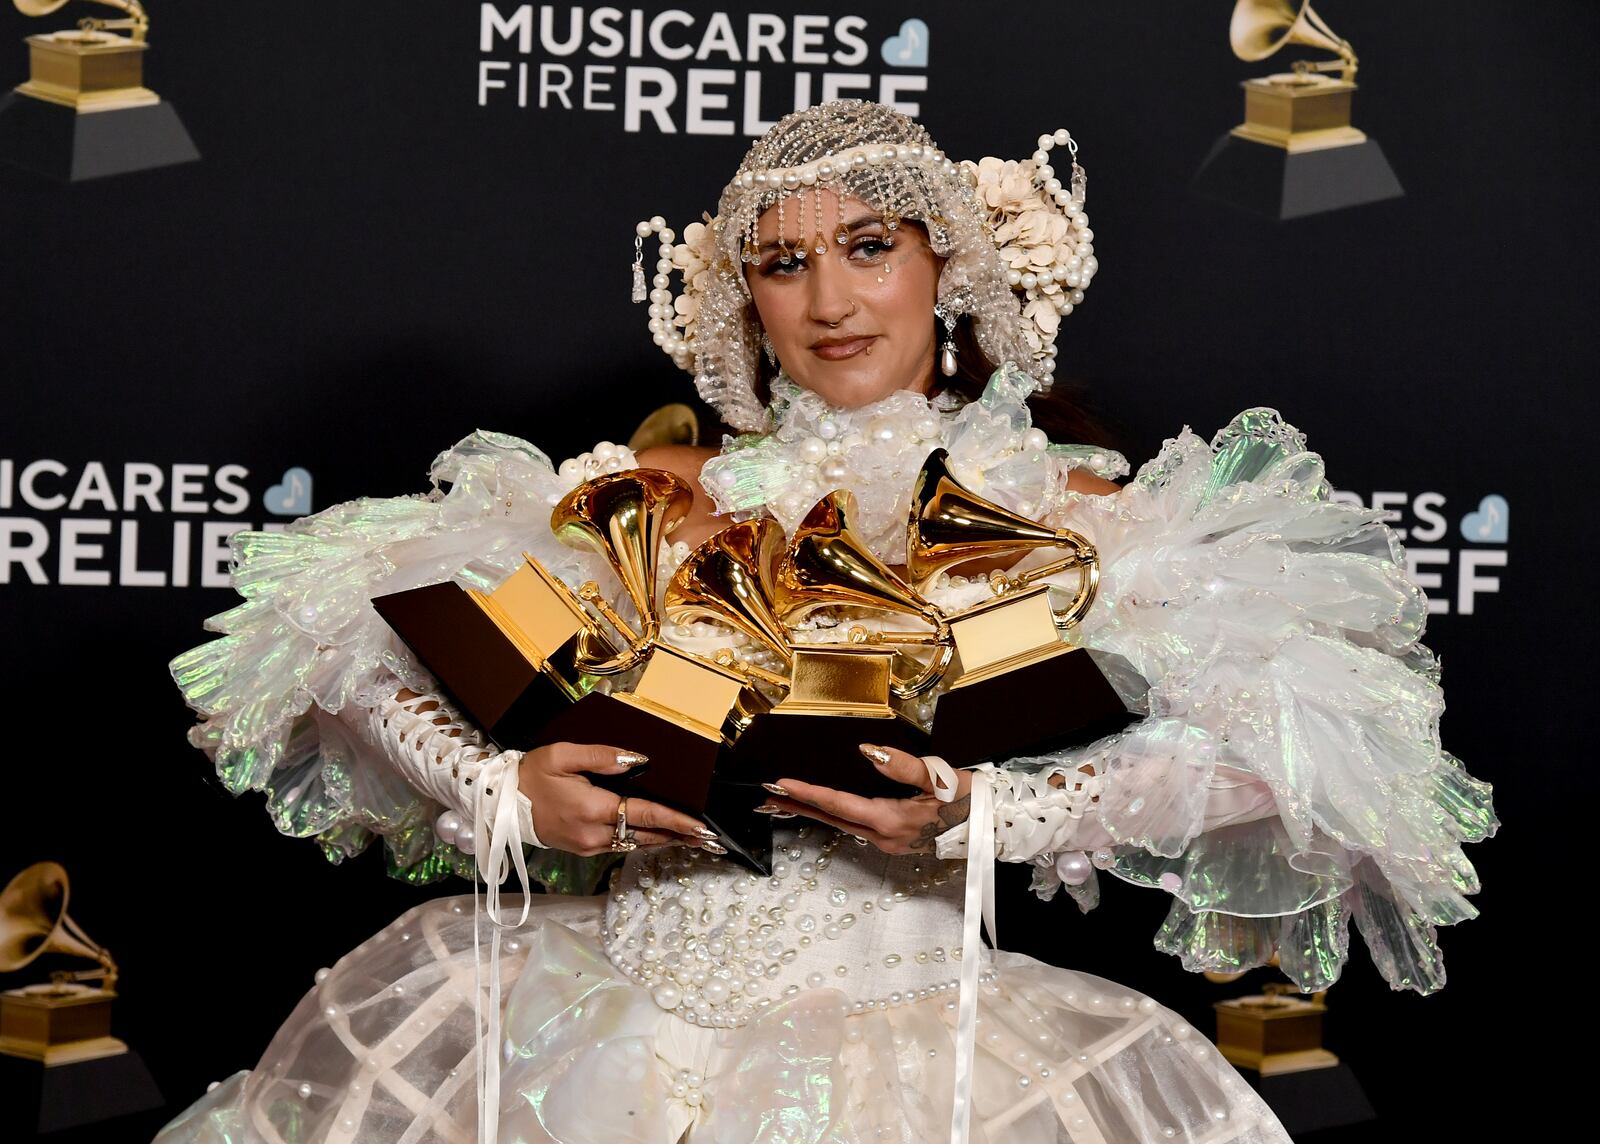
[611, 796, 637, 852]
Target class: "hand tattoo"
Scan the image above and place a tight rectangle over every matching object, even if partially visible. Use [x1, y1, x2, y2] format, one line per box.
[908, 793, 972, 854]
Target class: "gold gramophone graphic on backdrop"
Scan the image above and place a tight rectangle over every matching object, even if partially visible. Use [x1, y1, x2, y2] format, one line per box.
[1, 861, 124, 1064]
[0, 862, 164, 1134]
[1192, 1, 1402, 218]
[0, 0, 199, 180]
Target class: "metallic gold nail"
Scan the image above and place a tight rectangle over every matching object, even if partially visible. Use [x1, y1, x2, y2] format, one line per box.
[761, 782, 790, 796]
[859, 744, 892, 765]
[700, 840, 728, 855]
[754, 803, 782, 814]
[692, 827, 720, 841]
[615, 751, 649, 769]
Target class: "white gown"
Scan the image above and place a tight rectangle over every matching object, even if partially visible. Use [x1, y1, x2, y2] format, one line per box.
[157, 374, 1494, 1143]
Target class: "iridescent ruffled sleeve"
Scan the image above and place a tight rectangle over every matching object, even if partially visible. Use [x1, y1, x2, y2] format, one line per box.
[943, 409, 1497, 996]
[169, 430, 615, 894]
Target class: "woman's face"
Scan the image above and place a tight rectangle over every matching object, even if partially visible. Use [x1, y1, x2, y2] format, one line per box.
[745, 189, 942, 409]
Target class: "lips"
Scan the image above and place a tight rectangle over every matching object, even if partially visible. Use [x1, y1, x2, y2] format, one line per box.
[810, 335, 877, 361]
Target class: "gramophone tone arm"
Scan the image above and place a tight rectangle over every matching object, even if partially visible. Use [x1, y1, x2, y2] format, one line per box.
[74, 1, 150, 42]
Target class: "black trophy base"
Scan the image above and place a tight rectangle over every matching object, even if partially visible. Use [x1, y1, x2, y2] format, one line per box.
[1191, 131, 1402, 220]
[930, 646, 1137, 768]
[1243, 1062, 1376, 1136]
[730, 710, 933, 798]
[528, 692, 773, 874]
[0, 93, 199, 182]
[0, 1049, 164, 1136]
[373, 582, 575, 749]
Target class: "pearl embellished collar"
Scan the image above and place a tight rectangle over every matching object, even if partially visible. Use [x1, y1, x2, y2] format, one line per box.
[700, 363, 1128, 564]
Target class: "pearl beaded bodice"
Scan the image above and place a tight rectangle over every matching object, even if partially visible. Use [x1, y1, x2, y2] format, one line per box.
[602, 824, 976, 1027]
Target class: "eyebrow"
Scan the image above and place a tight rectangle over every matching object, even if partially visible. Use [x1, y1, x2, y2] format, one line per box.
[758, 213, 884, 256]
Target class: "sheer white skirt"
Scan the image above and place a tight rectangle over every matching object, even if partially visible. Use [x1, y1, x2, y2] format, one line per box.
[156, 894, 1291, 1144]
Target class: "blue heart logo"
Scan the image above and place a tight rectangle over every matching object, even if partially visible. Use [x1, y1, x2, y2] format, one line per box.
[1458, 494, 1508, 543]
[880, 18, 930, 69]
[265, 467, 314, 516]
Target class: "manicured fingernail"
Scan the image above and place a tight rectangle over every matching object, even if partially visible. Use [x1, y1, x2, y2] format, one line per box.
[692, 827, 720, 841]
[770, 811, 797, 819]
[700, 840, 728, 855]
[615, 751, 649, 769]
[761, 782, 790, 796]
[754, 803, 782, 814]
[859, 744, 892, 765]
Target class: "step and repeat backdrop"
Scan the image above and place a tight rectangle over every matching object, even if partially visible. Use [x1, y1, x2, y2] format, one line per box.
[1, 2, 1591, 1137]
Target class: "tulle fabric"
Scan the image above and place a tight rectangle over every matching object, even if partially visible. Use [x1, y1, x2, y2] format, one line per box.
[155, 894, 1288, 1144]
[1004, 410, 1498, 994]
[168, 431, 619, 895]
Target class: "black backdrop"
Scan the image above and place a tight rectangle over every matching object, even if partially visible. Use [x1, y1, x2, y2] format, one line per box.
[2, 2, 1593, 1139]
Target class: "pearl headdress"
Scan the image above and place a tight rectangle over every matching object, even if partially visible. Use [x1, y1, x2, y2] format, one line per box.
[632, 100, 1098, 432]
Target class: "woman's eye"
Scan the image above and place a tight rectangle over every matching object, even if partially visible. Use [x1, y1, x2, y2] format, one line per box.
[759, 256, 804, 278]
[851, 238, 889, 260]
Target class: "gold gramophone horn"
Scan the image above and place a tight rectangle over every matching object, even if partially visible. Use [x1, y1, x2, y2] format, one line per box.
[1229, 0, 1356, 81]
[552, 468, 693, 675]
[0, 862, 117, 990]
[665, 518, 792, 667]
[907, 449, 1099, 632]
[773, 490, 953, 698]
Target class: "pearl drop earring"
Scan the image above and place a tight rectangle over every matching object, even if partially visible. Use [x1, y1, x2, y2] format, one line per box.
[935, 304, 959, 377]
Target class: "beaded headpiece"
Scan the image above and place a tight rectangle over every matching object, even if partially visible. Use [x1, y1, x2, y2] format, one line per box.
[632, 100, 1097, 432]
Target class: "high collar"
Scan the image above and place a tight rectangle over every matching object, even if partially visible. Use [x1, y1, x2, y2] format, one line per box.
[700, 363, 1127, 564]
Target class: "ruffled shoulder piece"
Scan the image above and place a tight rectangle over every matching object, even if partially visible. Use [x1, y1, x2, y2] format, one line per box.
[171, 430, 613, 893]
[1032, 408, 1497, 994]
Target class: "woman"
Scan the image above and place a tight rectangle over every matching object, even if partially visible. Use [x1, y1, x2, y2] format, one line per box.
[159, 101, 1494, 1143]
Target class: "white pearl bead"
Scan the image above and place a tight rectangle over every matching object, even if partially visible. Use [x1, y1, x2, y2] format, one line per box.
[798, 436, 828, 463]
[653, 983, 682, 1009]
[649, 215, 665, 229]
[636, 221, 653, 238]
[434, 811, 462, 845]
[454, 825, 475, 855]
[1054, 851, 1092, 885]
[298, 1083, 313, 1100]
[1055, 129, 1071, 145]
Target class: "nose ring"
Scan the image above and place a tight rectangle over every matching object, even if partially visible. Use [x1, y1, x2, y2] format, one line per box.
[825, 301, 859, 328]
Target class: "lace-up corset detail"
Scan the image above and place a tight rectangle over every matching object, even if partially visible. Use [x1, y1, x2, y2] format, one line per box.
[602, 825, 976, 1028]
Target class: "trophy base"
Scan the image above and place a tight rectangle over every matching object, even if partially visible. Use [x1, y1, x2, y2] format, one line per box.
[1242, 1062, 1376, 1136]
[0, 90, 198, 182]
[730, 709, 933, 797]
[0, 1046, 164, 1136]
[1190, 129, 1403, 220]
[528, 691, 773, 874]
[930, 645, 1137, 767]
[372, 580, 586, 748]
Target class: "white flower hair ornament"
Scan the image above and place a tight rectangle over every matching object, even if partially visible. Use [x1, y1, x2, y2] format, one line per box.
[630, 100, 1098, 433]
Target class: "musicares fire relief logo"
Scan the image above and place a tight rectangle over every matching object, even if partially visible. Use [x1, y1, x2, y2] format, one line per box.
[475, 5, 932, 133]
[1329, 489, 1509, 616]
[0, 459, 313, 588]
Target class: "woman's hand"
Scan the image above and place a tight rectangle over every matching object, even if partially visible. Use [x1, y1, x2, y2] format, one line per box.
[757, 744, 974, 855]
[517, 742, 717, 856]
